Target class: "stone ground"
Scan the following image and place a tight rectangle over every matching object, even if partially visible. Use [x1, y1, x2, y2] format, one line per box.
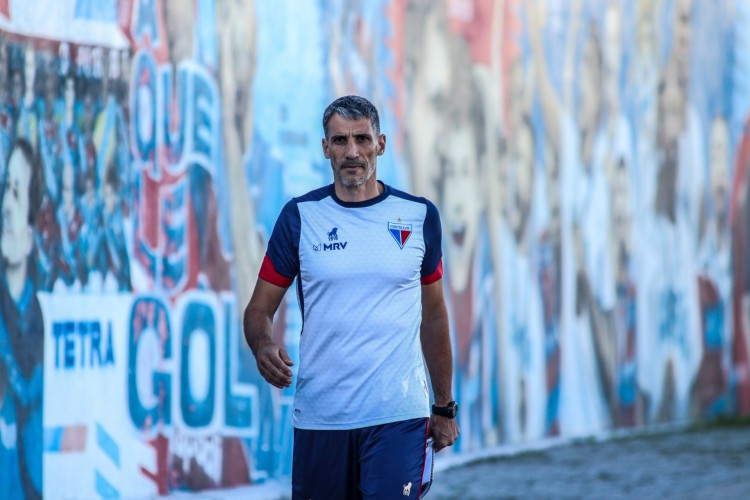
[173, 420, 750, 500]
[427, 423, 750, 499]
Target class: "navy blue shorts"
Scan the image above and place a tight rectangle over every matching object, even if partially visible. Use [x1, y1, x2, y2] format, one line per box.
[292, 417, 432, 499]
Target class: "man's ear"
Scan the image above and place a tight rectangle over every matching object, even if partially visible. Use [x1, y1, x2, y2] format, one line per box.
[378, 134, 386, 156]
[322, 138, 330, 159]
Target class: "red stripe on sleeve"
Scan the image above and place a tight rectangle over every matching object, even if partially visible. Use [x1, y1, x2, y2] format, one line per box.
[421, 259, 443, 285]
[258, 255, 294, 288]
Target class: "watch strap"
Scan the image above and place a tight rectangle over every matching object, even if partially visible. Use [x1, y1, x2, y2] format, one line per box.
[431, 401, 458, 418]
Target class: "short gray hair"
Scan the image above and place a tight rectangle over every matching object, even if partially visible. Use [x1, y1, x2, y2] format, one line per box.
[322, 95, 380, 137]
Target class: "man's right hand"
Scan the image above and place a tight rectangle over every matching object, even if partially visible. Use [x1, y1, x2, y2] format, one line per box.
[244, 279, 293, 388]
[256, 342, 294, 388]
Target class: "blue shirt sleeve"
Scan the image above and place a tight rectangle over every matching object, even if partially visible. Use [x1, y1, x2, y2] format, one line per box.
[264, 199, 301, 281]
[421, 199, 443, 279]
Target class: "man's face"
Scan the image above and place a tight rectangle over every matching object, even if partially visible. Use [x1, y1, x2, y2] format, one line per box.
[323, 114, 384, 189]
[1, 148, 33, 268]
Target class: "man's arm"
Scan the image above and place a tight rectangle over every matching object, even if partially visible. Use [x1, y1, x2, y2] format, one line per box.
[420, 279, 459, 451]
[244, 278, 294, 388]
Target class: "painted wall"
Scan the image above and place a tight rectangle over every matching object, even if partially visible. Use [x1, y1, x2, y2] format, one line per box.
[1, 0, 749, 497]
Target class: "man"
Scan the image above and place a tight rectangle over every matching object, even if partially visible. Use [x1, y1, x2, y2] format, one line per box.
[1, 138, 44, 499]
[244, 95, 459, 498]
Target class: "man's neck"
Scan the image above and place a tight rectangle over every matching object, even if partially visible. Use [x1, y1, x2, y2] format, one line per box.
[334, 178, 383, 203]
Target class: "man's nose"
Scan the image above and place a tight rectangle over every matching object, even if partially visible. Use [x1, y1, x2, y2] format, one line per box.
[345, 138, 359, 158]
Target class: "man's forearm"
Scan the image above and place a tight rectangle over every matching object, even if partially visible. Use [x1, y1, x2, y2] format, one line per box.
[243, 278, 289, 356]
[243, 302, 274, 356]
[421, 312, 454, 405]
[243, 281, 294, 389]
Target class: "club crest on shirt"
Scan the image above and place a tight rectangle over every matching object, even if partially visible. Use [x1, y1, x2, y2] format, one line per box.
[388, 222, 412, 249]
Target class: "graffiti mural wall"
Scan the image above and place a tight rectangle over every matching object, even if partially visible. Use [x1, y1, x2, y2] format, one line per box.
[0, 0, 749, 497]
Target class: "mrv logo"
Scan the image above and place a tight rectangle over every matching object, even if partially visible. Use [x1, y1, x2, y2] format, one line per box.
[314, 227, 348, 251]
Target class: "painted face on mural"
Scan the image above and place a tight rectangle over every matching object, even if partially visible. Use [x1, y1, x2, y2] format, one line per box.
[674, 0, 692, 74]
[24, 44, 36, 104]
[507, 56, 529, 137]
[441, 123, 481, 293]
[404, 1, 451, 201]
[544, 137, 560, 238]
[61, 161, 76, 217]
[636, 0, 655, 58]
[578, 27, 603, 140]
[611, 158, 632, 252]
[709, 116, 730, 225]
[603, 3, 622, 111]
[658, 60, 686, 147]
[164, 0, 195, 62]
[510, 120, 534, 244]
[103, 179, 117, 216]
[65, 77, 75, 119]
[323, 115, 384, 189]
[1, 147, 34, 269]
[421, 8, 451, 103]
[0, 38, 7, 89]
[43, 62, 59, 114]
[223, 0, 256, 138]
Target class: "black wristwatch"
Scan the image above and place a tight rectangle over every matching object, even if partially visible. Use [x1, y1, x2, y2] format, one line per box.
[431, 401, 458, 419]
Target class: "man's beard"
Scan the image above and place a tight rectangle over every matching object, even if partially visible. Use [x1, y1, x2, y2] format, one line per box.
[336, 163, 375, 188]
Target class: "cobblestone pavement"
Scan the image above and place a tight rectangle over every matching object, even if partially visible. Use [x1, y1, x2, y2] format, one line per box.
[178, 422, 750, 499]
[428, 424, 750, 500]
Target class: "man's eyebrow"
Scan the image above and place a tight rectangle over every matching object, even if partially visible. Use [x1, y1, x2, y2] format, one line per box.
[329, 130, 374, 140]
